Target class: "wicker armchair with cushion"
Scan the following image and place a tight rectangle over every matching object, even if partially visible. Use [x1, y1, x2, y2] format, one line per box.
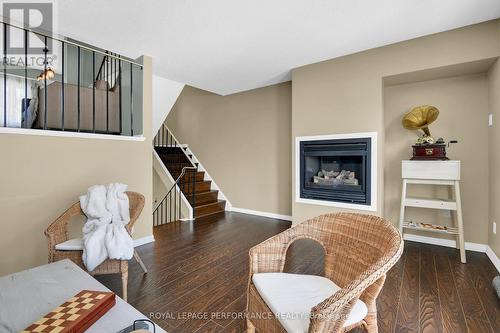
[44, 191, 147, 302]
[246, 213, 403, 333]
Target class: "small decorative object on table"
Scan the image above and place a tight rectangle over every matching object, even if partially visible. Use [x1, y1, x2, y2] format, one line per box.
[22, 290, 115, 333]
[118, 319, 156, 333]
[402, 105, 457, 160]
[411, 142, 448, 160]
[407, 221, 417, 228]
[132, 319, 156, 333]
[406, 221, 447, 231]
[420, 223, 447, 231]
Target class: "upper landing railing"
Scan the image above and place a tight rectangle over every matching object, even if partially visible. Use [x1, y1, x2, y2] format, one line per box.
[0, 20, 143, 136]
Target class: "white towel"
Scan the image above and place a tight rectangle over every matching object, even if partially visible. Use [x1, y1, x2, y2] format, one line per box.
[105, 183, 134, 260]
[80, 183, 134, 271]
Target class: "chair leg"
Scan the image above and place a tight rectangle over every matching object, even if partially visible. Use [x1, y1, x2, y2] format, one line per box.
[360, 275, 385, 333]
[122, 269, 128, 302]
[363, 312, 378, 333]
[247, 319, 256, 333]
[134, 250, 148, 273]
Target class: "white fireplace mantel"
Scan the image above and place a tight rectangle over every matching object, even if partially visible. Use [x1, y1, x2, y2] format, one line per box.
[295, 132, 377, 212]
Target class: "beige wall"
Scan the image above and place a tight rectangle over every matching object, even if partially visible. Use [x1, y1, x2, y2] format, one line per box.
[292, 58, 386, 222]
[153, 167, 168, 206]
[292, 20, 499, 225]
[166, 83, 292, 216]
[384, 74, 490, 244]
[0, 56, 153, 276]
[488, 59, 500, 255]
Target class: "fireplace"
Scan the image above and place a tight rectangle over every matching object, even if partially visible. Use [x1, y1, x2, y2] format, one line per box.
[296, 133, 376, 210]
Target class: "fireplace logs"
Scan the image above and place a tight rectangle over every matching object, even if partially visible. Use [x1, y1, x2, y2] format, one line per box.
[313, 170, 359, 186]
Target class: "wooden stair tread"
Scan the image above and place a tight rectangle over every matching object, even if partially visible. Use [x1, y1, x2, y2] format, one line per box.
[195, 200, 226, 218]
[171, 171, 205, 182]
[195, 200, 225, 208]
[160, 157, 191, 163]
[190, 190, 219, 206]
[162, 162, 193, 166]
[181, 180, 211, 186]
[195, 210, 226, 219]
[180, 180, 212, 194]
[194, 197, 220, 207]
[194, 190, 218, 196]
[154, 147, 186, 155]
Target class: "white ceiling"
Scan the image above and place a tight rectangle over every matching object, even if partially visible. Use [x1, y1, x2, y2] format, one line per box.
[56, 0, 500, 95]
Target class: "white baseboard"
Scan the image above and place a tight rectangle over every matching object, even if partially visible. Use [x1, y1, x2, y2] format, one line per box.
[229, 207, 292, 221]
[403, 233, 500, 273]
[133, 235, 155, 247]
[403, 233, 487, 252]
[486, 246, 500, 274]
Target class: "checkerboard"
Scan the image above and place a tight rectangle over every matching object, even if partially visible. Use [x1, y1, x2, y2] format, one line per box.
[22, 290, 116, 333]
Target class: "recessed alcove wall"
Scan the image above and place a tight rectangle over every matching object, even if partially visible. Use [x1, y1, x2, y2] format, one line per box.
[383, 61, 492, 244]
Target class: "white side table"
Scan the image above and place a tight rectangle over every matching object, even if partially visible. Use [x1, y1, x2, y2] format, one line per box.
[399, 160, 466, 263]
[0, 259, 166, 333]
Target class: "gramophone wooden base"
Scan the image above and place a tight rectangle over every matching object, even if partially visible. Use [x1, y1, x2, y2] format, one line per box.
[411, 144, 448, 160]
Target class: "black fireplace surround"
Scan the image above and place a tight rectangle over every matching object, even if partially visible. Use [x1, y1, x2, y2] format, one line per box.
[299, 138, 371, 205]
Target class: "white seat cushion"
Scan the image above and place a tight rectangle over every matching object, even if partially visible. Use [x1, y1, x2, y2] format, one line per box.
[55, 238, 83, 251]
[252, 273, 368, 333]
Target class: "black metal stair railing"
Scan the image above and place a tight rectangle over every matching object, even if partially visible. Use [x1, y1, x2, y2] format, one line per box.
[95, 52, 123, 134]
[0, 20, 142, 136]
[95, 51, 120, 90]
[152, 165, 197, 226]
[153, 124, 199, 225]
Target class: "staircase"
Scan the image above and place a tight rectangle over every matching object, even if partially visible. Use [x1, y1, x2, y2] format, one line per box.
[153, 125, 226, 225]
[95, 52, 120, 91]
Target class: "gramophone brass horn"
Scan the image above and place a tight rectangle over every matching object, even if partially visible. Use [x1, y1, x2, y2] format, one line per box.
[402, 105, 439, 137]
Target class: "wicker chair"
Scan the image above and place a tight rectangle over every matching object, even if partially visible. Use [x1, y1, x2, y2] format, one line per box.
[44, 191, 147, 302]
[246, 213, 403, 333]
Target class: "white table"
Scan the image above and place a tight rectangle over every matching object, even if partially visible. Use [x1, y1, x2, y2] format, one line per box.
[0, 259, 166, 333]
[399, 160, 466, 263]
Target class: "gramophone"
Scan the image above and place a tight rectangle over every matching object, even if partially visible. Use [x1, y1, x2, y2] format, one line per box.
[402, 105, 456, 160]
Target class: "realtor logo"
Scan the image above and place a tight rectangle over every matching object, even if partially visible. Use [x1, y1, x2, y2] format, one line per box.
[2, 1, 53, 54]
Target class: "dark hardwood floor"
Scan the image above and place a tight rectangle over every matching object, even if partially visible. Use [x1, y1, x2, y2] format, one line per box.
[97, 212, 500, 333]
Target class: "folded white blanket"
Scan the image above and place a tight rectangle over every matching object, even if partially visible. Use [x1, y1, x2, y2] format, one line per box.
[80, 183, 134, 271]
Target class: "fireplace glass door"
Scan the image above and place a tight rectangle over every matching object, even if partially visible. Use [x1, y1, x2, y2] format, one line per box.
[300, 138, 371, 205]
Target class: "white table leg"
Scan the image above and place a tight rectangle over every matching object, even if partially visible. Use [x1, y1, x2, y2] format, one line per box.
[399, 179, 407, 233]
[454, 180, 466, 263]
